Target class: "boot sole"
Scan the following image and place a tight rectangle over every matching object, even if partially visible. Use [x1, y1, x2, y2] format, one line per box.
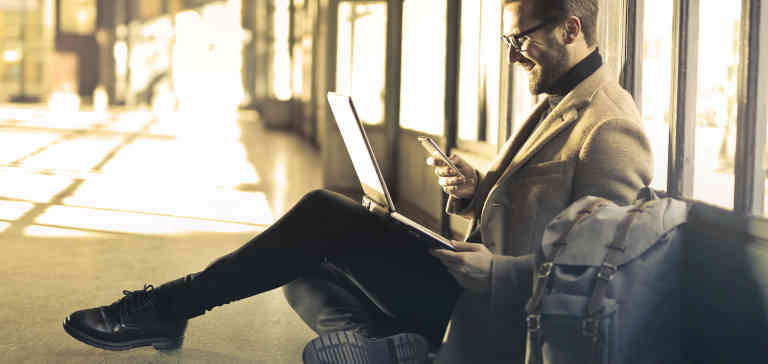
[302, 331, 429, 364]
[63, 320, 184, 352]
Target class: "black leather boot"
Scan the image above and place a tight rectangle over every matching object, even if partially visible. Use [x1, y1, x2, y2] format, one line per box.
[63, 284, 188, 351]
[302, 330, 431, 364]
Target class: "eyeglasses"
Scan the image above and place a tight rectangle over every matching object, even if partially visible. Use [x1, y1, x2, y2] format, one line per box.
[501, 21, 550, 52]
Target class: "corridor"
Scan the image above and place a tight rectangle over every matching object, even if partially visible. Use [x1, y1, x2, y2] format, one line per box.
[0, 104, 321, 363]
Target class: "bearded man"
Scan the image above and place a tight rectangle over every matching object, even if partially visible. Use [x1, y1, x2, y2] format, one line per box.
[63, 0, 652, 363]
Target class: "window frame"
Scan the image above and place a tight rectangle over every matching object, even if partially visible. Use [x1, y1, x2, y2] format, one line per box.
[733, 0, 768, 215]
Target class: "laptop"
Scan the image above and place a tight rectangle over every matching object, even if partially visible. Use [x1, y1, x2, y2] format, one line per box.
[327, 92, 456, 251]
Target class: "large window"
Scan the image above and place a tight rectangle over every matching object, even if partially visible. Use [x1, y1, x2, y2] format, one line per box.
[59, 0, 96, 35]
[480, 0, 502, 145]
[273, 0, 292, 100]
[457, 0, 481, 141]
[0, 0, 55, 100]
[457, 0, 502, 146]
[399, 0, 447, 135]
[641, 0, 673, 191]
[336, 1, 387, 125]
[691, 1, 741, 209]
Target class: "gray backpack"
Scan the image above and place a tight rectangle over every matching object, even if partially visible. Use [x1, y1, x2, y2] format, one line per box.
[524, 188, 689, 364]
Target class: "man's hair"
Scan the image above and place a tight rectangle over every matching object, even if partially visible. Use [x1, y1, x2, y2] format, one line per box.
[505, 0, 599, 47]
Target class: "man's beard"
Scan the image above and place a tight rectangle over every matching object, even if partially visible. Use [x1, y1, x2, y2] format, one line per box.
[528, 45, 569, 95]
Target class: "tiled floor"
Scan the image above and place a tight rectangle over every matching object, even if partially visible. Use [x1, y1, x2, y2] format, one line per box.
[0, 105, 322, 363]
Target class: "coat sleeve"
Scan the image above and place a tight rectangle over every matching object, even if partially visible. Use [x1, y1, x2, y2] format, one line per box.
[489, 254, 535, 329]
[572, 118, 653, 205]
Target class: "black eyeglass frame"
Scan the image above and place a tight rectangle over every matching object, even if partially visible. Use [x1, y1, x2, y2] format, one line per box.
[501, 21, 551, 52]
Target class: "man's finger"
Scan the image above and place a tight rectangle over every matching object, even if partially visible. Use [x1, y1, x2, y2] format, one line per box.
[429, 249, 463, 265]
[451, 241, 482, 251]
[426, 156, 446, 167]
[439, 176, 466, 186]
[435, 166, 459, 177]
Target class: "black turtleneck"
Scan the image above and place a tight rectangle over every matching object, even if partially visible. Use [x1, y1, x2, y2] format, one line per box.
[545, 48, 603, 96]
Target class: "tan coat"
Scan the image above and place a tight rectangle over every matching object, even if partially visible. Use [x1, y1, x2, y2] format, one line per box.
[435, 65, 653, 364]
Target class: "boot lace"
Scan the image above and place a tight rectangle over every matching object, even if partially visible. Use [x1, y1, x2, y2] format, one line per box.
[117, 284, 156, 323]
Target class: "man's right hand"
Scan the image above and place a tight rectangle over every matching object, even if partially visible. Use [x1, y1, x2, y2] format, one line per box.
[427, 154, 478, 199]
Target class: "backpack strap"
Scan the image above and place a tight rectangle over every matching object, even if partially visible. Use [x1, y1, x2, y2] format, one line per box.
[525, 199, 606, 314]
[582, 201, 652, 363]
[524, 199, 605, 364]
[586, 203, 650, 317]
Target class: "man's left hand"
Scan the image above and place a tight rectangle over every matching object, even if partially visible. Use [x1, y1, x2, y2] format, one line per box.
[429, 241, 493, 293]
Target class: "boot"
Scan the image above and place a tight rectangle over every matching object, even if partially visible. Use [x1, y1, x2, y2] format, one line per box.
[63, 284, 187, 351]
[302, 330, 431, 364]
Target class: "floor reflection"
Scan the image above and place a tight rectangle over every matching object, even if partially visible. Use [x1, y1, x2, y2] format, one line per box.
[0, 104, 279, 238]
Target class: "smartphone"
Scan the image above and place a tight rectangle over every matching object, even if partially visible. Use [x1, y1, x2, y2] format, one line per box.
[417, 136, 465, 178]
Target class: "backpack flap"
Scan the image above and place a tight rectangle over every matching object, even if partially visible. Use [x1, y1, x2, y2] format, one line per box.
[541, 198, 689, 268]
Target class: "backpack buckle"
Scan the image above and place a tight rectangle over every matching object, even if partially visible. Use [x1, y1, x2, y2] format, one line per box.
[526, 314, 541, 332]
[597, 263, 617, 281]
[581, 317, 600, 337]
[537, 262, 553, 278]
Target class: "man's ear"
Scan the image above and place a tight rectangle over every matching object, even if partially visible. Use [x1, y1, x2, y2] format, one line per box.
[562, 16, 582, 44]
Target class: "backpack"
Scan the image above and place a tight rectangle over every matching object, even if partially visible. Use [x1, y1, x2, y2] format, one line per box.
[524, 188, 689, 364]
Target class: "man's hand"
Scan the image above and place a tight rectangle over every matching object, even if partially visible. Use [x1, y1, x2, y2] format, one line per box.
[429, 241, 493, 293]
[426, 154, 477, 199]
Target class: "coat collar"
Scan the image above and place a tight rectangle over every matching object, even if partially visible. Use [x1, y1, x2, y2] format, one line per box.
[497, 64, 611, 178]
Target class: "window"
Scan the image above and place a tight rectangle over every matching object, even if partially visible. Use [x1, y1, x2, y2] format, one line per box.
[480, 0, 502, 145]
[692, 1, 741, 209]
[59, 0, 96, 35]
[509, 65, 536, 136]
[0, 0, 55, 99]
[273, 0, 292, 100]
[597, 0, 627, 78]
[640, 0, 673, 191]
[336, 1, 387, 125]
[457, 0, 502, 146]
[457, 0, 481, 141]
[399, 0, 447, 135]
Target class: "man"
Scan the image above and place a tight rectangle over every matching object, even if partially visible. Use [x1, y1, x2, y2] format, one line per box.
[63, 1, 651, 364]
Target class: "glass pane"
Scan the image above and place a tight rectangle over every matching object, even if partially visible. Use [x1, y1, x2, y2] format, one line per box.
[692, 1, 741, 209]
[457, 0, 481, 141]
[509, 64, 536, 137]
[399, 0, 447, 135]
[481, 0, 502, 145]
[641, 0, 673, 192]
[336, 2, 387, 124]
[273, 0, 292, 100]
[597, 0, 627, 79]
[60, 0, 96, 35]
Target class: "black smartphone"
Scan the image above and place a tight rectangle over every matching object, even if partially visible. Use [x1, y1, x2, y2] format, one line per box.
[417, 136, 465, 179]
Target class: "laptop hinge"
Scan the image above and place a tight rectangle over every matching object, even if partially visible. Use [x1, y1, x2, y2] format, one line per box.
[362, 196, 389, 217]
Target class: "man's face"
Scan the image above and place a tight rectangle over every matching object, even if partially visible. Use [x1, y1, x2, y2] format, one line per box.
[503, 3, 569, 94]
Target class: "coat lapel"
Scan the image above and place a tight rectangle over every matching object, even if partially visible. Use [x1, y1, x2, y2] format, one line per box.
[497, 65, 610, 179]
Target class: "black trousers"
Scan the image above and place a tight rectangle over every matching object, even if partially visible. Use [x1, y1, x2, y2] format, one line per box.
[160, 189, 464, 347]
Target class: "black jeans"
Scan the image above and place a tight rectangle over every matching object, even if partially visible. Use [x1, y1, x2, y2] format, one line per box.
[160, 189, 463, 347]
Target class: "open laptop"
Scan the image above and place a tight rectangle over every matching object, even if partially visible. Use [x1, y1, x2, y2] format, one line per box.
[327, 92, 456, 251]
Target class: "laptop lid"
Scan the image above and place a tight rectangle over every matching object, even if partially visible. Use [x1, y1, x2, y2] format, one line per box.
[327, 92, 395, 211]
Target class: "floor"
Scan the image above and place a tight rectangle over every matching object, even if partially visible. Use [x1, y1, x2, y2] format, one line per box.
[0, 104, 322, 363]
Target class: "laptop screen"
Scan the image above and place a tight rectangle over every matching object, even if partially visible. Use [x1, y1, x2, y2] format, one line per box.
[327, 93, 393, 210]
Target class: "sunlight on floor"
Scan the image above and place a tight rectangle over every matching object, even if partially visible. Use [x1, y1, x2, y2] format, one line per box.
[34, 205, 262, 235]
[22, 224, 114, 238]
[0, 200, 36, 220]
[0, 104, 274, 238]
[0, 170, 73, 203]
